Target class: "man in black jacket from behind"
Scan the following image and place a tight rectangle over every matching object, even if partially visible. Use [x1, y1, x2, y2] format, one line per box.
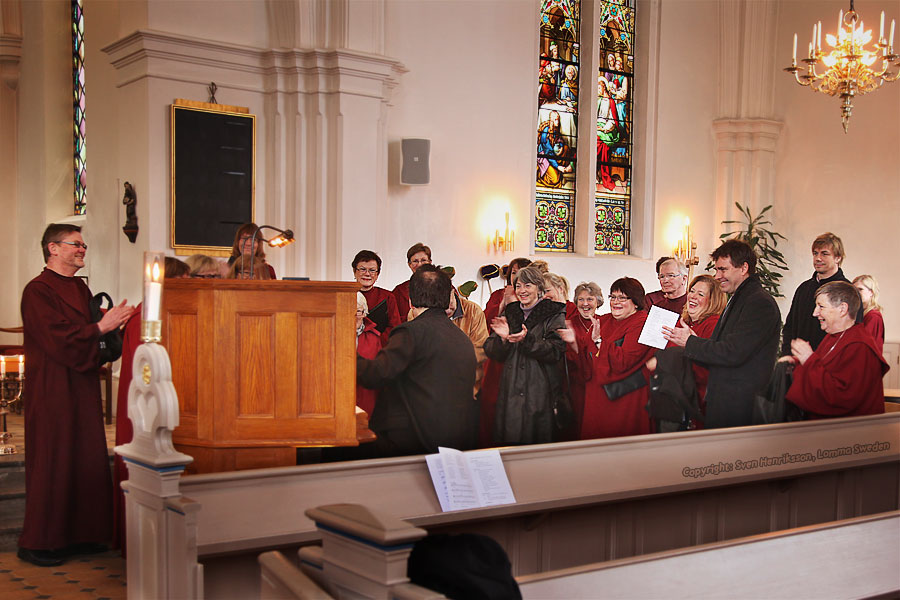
[663, 239, 781, 428]
[358, 265, 477, 457]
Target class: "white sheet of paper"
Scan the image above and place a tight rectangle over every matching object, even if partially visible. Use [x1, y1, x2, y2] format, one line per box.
[638, 305, 680, 349]
[439, 447, 481, 511]
[466, 449, 517, 507]
[425, 453, 451, 512]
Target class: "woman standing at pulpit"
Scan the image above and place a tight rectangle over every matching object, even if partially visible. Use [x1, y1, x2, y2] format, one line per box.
[228, 223, 277, 280]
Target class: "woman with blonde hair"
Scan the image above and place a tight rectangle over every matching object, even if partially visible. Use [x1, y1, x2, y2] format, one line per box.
[852, 274, 885, 353]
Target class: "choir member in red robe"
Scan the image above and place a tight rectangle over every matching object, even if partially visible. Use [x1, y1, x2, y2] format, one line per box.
[672, 275, 726, 427]
[353, 250, 401, 345]
[853, 275, 885, 354]
[479, 258, 531, 447]
[784, 282, 888, 418]
[355, 293, 382, 416]
[559, 282, 604, 436]
[18, 224, 133, 567]
[579, 278, 656, 439]
[392, 242, 432, 322]
[644, 257, 688, 315]
[542, 272, 581, 440]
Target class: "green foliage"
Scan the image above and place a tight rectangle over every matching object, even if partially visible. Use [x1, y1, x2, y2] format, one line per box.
[708, 202, 789, 297]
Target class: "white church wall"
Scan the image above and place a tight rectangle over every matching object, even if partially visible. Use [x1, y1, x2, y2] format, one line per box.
[773, 0, 900, 341]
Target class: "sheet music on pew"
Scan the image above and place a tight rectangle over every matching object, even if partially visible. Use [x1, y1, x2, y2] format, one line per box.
[425, 447, 517, 512]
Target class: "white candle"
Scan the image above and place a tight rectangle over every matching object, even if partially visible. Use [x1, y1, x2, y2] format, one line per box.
[812, 23, 817, 51]
[881, 11, 885, 41]
[1, 356, 5, 377]
[144, 281, 162, 322]
[793, 33, 798, 62]
[891, 20, 895, 48]
[18, 355, 23, 375]
[817, 21, 822, 51]
[839, 9, 843, 36]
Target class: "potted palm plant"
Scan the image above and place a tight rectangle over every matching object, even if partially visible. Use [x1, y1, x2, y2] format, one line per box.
[712, 202, 789, 297]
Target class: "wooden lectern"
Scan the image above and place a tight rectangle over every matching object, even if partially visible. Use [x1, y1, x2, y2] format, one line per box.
[162, 279, 364, 474]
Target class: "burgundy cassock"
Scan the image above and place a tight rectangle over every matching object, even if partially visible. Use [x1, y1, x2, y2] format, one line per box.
[19, 269, 113, 550]
[361, 286, 402, 345]
[356, 318, 383, 416]
[565, 311, 598, 437]
[785, 323, 888, 419]
[478, 287, 507, 446]
[392, 280, 411, 323]
[862, 309, 885, 355]
[112, 307, 142, 555]
[644, 290, 687, 315]
[579, 310, 657, 440]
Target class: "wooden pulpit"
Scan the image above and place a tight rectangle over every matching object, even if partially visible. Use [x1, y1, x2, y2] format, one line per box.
[162, 279, 363, 474]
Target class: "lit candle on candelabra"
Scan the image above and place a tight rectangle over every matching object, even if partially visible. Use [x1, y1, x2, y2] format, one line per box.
[793, 33, 797, 63]
[890, 20, 895, 48]
[142, 251, 165, 343]
[880, 11, 885, 41]
[18, 356, 23, 376]
[0, 357, 5, 377]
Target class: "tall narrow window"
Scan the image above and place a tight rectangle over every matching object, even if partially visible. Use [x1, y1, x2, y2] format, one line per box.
[72, 0, 86, 215]
[534, 0, 580, 252]
[594, 0, 634, 254]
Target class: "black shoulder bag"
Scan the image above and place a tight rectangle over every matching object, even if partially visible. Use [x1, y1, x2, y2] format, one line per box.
[89, 292, 124, 366]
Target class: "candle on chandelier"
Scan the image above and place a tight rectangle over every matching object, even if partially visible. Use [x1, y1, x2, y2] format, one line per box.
[891, 19, 895, 48]
[793, 33, 798, 62]
[1, 356, 5, 377]
[812, 23, 817, 53]
[881, 11, 885, 41]
[817, 21, 822, 51]
[18, 355, 23, 375]
[839, 9, 844, 36]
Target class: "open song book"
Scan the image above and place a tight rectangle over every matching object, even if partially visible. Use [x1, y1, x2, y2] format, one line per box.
[425, 447, 517, 512]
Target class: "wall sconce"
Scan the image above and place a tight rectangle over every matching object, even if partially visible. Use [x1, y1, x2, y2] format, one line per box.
[490, 212, 515, 253]
[672, 217, 699, 281]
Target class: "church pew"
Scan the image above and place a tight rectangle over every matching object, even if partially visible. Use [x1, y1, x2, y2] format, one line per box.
[119, 348, 899, 600]
[184, 413, 898, 598]
[263, 506, 899, 600]
[517, 510, 900, 599]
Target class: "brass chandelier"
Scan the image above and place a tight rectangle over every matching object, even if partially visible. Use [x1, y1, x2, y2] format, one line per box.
[784, 0, 899, 133]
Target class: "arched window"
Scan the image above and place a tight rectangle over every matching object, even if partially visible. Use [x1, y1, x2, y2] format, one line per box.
[72, 0, 86, 215]
[534, 0, 635, 255]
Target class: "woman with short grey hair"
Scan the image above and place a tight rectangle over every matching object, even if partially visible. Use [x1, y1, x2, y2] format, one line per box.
[484, 266, 567, 445]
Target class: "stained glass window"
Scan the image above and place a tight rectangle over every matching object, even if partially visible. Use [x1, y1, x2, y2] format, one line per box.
[535, 0, 580, 252]
[72, 0, 86, 215]
[595, 0, 634, 254]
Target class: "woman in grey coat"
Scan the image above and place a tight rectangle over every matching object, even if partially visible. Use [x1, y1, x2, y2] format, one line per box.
[484, 266, 567, 445]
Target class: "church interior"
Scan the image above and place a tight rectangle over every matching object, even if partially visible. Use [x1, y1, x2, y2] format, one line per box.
[1, 0, 899, 598]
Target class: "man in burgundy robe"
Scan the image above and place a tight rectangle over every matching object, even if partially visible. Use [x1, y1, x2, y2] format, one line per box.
[644, 257, 688, 314]
[18, 224, 133, 567]
[392, 242, 432, 321]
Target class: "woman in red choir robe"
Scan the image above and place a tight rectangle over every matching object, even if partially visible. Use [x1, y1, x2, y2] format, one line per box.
[352, 250, 401, 346]
[784, 282, 888, 418]
[675, 275, 726, 428]
[479, 258, 532, 447]
[852, 275, 885, 354]
[560, 282, 605, 435]
[355, 292, 382, 416]
[579, 277, 656, 439]
[542, 272, 581, 440]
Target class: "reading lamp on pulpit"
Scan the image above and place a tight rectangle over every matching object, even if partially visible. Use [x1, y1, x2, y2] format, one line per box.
[248, 225, 296, 279]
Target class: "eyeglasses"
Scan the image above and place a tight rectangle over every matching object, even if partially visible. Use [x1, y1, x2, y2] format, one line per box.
[657, 273, 683, 280]
[609, 294, 630, 301]
[55, 241, 87, 250]
[356, 267, 379, 275]
[355, 309, 367, 316]
[409, 258, 431, 266]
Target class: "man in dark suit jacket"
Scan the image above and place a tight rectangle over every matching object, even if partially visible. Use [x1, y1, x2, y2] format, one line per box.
[663, 240, 781, 428]
[357, 265, 477, 457]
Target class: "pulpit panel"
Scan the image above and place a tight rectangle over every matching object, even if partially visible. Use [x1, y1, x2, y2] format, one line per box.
[236, 313, 276, 417]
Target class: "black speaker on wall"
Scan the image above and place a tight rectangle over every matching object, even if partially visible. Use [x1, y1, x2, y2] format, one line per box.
[401, 138, 430, 185]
